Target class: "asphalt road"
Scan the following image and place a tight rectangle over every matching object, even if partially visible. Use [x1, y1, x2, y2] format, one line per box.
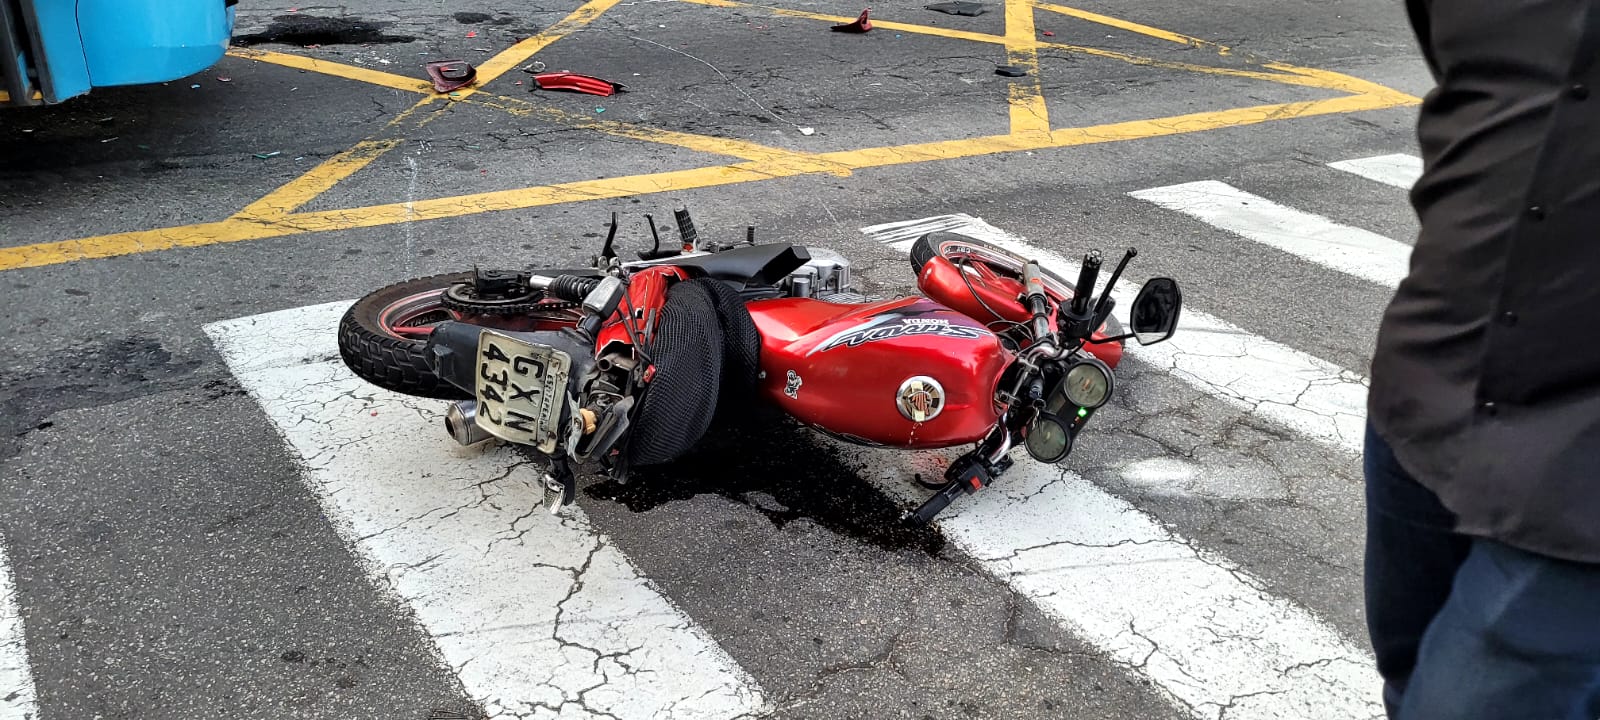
[0, 0, 1432, 717]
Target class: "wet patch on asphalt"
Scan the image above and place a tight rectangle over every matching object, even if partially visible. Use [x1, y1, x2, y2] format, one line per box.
[233, 16, 418, 47]
[585, 406, 946, 556]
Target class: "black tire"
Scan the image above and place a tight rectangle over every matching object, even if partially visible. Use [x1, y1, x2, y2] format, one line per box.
[907, 231, 1126, 336]
[339, 273, 475, 400]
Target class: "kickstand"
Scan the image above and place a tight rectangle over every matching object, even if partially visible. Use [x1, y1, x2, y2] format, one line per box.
[544, 456, 577, 514]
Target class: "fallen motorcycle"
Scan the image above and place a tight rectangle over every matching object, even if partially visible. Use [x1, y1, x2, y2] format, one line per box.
[337, 210, 1182, 523]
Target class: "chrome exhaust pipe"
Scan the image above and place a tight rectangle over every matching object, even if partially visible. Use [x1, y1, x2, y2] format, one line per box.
[445, 400, 494, 446]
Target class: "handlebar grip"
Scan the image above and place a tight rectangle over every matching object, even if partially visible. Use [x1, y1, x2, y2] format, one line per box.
[1070, 252, 1102, 315]
[908, 479, 966, 525]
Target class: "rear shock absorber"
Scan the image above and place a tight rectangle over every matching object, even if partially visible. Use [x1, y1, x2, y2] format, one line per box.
[549, 275, 602, 303]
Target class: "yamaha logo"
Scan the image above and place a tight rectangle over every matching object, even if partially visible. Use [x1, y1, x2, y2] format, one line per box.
[896, 376, 945, 422]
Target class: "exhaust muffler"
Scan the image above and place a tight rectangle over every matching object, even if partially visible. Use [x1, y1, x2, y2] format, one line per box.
[445, 400, 494, 446]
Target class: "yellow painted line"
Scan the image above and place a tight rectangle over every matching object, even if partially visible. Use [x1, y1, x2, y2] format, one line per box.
[0, 89, 43, 102]
[464, 94, 852, 174]
[466, 0, 625, 91]
[233, 139, 407, 220]
[227, 48, 434, 93]
[824, 92, 1410, 169]
[1003, 0, 1050, 135]
[1033, 1, 1230, 54]
[676, 0, 1007, 45]
[1263, 62, 1421, 102]
[0, 90, 1415, 273]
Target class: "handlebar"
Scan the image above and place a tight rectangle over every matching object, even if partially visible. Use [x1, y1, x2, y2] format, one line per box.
[1070, 250, 1102, 316]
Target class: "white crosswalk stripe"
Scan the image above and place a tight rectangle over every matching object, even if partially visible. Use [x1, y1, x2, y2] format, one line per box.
[1329, 153, 1424, 189]
[0, 149, 1429, 719]
[203, 305, 768, 720]
[0, 544, 37, 720]
[1129, 181, 1411, 288]
[861, 215, 1384, 719]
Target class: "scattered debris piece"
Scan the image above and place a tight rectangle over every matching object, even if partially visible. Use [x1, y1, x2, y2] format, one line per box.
[926, 1, 987, 16]
[995, 64, 1028, 77]
[532, 71, 626, 96]
[190, 84, 201, 89]
[515, 80, 523, 85]
[425, 60, 477, 92]
[521, 61, 547, 73]
[798, 127, 816, 136]
[217, 75, 233, 82]
[465, 30, 478, 38]
[100, 136, 118, 144]
[472, 46, 493, 52]
[253, 151, 281, 159]
[831, 8, 872, 32]
[595, 107, 606, 113]
[1041, 30, 1054, 36]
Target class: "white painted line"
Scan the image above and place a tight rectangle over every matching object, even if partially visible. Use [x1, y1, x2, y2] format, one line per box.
[1129, 181, 1411, 288]
[856, 452, 1383, 720]
[863, 214, 1367, 453]
[861, 215, 1384, 719]
[0, 544, 37, 720]
[1328, 153, 1422, 189]
[205, 304, 766, 720]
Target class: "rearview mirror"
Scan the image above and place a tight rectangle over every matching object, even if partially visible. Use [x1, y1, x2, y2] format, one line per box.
[1130, 278, 1181, 346]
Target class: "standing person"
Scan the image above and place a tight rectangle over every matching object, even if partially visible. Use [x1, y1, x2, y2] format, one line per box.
[1364, 0, 1600, 717]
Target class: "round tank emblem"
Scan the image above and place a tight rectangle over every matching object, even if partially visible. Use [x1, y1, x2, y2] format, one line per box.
[896, 376, 945, 422]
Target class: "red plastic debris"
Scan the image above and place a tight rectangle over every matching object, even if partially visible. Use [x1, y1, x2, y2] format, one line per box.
[531, 72, 626, 97]
[425, 60, 477, 92]
[831, 8, 872, 32]
[1041, 30, 1054, 36]
[466, 30, 478, 38]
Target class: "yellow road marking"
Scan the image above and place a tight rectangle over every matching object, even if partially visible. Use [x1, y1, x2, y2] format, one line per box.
[465, 0, 627, 93]
[233, 139, 408, 220]
[463, 93, 851, 174]
[226, 48, 434, 93]
[1003, 0, 1050, 135]
[0, 91, 1413, 272]
[0, 89, 44, 102]
[0, 0, 1423, 273]
[1033, 1, 1230, 54]
[676, 0, 1006, 45]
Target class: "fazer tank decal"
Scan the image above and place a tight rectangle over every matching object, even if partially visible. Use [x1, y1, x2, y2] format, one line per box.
[813, 316, 988, 353]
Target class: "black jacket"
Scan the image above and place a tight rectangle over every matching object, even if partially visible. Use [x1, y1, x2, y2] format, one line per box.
[1371, 0, 1600, 561]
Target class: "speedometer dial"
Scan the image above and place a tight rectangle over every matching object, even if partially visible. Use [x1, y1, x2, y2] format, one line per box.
[1063, 359, 1113, 409]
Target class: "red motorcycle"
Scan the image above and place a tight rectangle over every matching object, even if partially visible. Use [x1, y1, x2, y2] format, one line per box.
[337, 211, 1181, 523]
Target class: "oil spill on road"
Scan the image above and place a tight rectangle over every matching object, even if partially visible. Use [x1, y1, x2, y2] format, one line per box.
[233, 16, 417, 47]
[585, 406, 946, 555]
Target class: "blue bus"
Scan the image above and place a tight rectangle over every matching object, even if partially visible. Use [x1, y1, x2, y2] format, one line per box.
[1, 0, 236, 107]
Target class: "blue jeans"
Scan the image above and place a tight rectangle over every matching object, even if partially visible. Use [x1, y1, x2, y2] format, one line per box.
[1364, 422, 1600, 719]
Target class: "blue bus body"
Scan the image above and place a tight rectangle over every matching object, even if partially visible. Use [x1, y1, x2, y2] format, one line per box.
[2, 0, 236, 107]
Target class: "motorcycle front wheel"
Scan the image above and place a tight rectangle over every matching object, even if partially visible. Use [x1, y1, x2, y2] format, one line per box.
[337, 272, 587, 399]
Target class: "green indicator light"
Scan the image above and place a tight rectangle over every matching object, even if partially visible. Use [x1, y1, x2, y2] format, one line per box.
[1077, 407, 1089, 418]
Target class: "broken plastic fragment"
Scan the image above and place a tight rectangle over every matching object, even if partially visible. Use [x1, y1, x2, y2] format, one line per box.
[831, 8, 872, 32]
[798, 127, 816, 136]
[425, 60, 477, 92]
[532, 71, 626, 97]
[925, 1, 987, 16]
[465, 30, 478, 38]
[253, 151, 281, 159]
[994, 64, 1028, 77]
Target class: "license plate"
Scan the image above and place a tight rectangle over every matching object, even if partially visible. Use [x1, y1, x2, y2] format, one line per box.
[474, 330, 572, 453]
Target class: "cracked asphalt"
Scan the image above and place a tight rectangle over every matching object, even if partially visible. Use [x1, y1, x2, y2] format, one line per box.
[0, 0, 1433, 717]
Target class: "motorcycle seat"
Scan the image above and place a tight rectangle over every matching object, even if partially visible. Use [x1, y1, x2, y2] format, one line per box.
[669, 244, 811, 288]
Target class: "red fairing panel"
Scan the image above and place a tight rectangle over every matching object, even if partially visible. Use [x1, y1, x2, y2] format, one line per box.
[917, 256, 1125, 369]
[749, 297, 1012, 449]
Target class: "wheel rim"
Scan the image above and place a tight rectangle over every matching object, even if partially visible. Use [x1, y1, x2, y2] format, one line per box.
[375, 287, 584, 341]
[378, 289, 458, 339]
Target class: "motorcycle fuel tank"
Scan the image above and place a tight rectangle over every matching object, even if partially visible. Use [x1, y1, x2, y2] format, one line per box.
[748, 297, 1011, 448]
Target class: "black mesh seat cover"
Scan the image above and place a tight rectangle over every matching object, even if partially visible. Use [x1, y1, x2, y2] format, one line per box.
[624, 278, 761, 467]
